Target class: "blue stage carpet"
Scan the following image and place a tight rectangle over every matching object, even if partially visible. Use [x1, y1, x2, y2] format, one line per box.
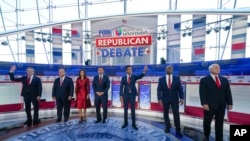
[5, 117, 193, 141]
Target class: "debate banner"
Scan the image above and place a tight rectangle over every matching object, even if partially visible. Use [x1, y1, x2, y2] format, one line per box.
[91, 16, 157, 65]
[138, 81, 151, 110]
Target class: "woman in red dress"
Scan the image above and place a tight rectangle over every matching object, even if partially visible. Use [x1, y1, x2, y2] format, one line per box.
[75, 69, 90, 122]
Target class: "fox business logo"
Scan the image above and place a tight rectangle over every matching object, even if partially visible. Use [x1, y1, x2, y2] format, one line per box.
[230, 125, 250, 140]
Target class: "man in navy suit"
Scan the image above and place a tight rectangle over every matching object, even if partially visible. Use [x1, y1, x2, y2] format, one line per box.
[52, 68, 74, 122]
[120, 65, 148, 130]
[92, 67, 110, 123]
[157, 65, 184, 136]
[9, 65, 42, 127]
[199, 64, 233, 141]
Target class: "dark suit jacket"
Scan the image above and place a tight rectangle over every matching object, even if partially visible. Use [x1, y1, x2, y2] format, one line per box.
[9, 72, 42, 98]
[157, 76, 184, 103]
[199, 75, 233, 109]
[92, 75, 110, 98]
[52, 76, 74, 100]
[120, 73, 145, 98]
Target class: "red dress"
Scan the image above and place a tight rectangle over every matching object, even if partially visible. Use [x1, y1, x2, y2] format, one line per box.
[75, 77, 90, 109]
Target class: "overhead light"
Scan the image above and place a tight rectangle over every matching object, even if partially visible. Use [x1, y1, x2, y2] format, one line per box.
[206, 28, 212, 34]
[64, 40, 71, 44]
[160, 27, 165, 33]
[85, 33, 90, 39]
[65, 32, 70, 37]
[47, 38, 52, 43]
[182, 32, 186, 37]
[84, 40, 91, 44]
[35, 37, 41, 42]
[1, 41, 8, 46]
[42, 38, 47, 42]
[223, 25, 230, 31]
[213, 23, 220, 33]
[21, 36, 25, 40]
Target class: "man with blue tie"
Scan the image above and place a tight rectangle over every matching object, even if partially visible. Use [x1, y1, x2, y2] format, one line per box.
[52, 68, 74, 122]
[9, 65, 42, 127]
[199, 64, 233, 141]
[120, 65, 148, 130]
[92, 67, 110, 123]
[157, 65, 184, 137]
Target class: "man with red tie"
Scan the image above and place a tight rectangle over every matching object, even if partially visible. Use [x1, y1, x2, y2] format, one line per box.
[52, 68, 74, 123]
[120, 65, 148, 130]
[157, 65, 184, 136]
[199, 63, 233, 141]
[92, 67, 110, 123]
[9, 65, 42, 127]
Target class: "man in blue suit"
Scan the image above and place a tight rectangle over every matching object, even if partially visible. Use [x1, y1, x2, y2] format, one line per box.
[199, 64, 233, 141]
[92, 67, 110, 123]
[9, 65, 42, 127]
[120, 65, 148, 130]
[157, 65, 184, 137]
[52, 68, 74, 122]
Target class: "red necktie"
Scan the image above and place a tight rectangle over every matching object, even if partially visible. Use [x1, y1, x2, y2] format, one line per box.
[128, 75, 131, 84]
[215, 76, 220, 88]
[60, 78, 63, 86]
[99, 75, 102, 83]
[27, 76, 30, 85]
[168, 75, 171, 88]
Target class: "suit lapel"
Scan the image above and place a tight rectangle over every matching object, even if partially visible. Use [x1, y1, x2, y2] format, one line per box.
[208, 75, 217, 88]
[163, 76, 168, 88]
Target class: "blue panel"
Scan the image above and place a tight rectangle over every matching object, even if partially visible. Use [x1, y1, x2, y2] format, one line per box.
[26, 49, 34, 57]
[232, 33, 247, 39]
[174, 23, 181, 31]
[72, 52, 77, 59]
[52, 51, 62, 57]
[192, 17, 206, 28]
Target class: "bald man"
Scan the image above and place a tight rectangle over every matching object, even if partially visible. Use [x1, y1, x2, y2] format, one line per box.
[199, 63, 233, 141]
[157, 65, 184, 137]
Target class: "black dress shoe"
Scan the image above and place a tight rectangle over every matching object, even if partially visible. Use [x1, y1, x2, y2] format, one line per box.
[56, 119, 62, 123]
[203, 136, 209, 141]
[164, 128, 170, 133]
[64, 119, 68, 122]
[176, 131, 183, 137]
[132, 124, 138, 130]
[102, 119, 106, 123]
[27, 122, 32, 127]
[121, 123, 128, 129]
[95, 120, 101, 123]
[33, 119, 41, 125]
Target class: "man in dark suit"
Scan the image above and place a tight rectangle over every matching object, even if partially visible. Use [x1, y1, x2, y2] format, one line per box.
[199, 63, 233, 141]
[9, 65, 42, 127]
[92, 67, 110, 123]
[120, 65, 148, 130]
[52, 68, 74, 122]
[157, 65, 184, 137]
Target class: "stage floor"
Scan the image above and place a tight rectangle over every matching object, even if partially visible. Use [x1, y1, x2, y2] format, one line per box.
[0, 109, 230, 141]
